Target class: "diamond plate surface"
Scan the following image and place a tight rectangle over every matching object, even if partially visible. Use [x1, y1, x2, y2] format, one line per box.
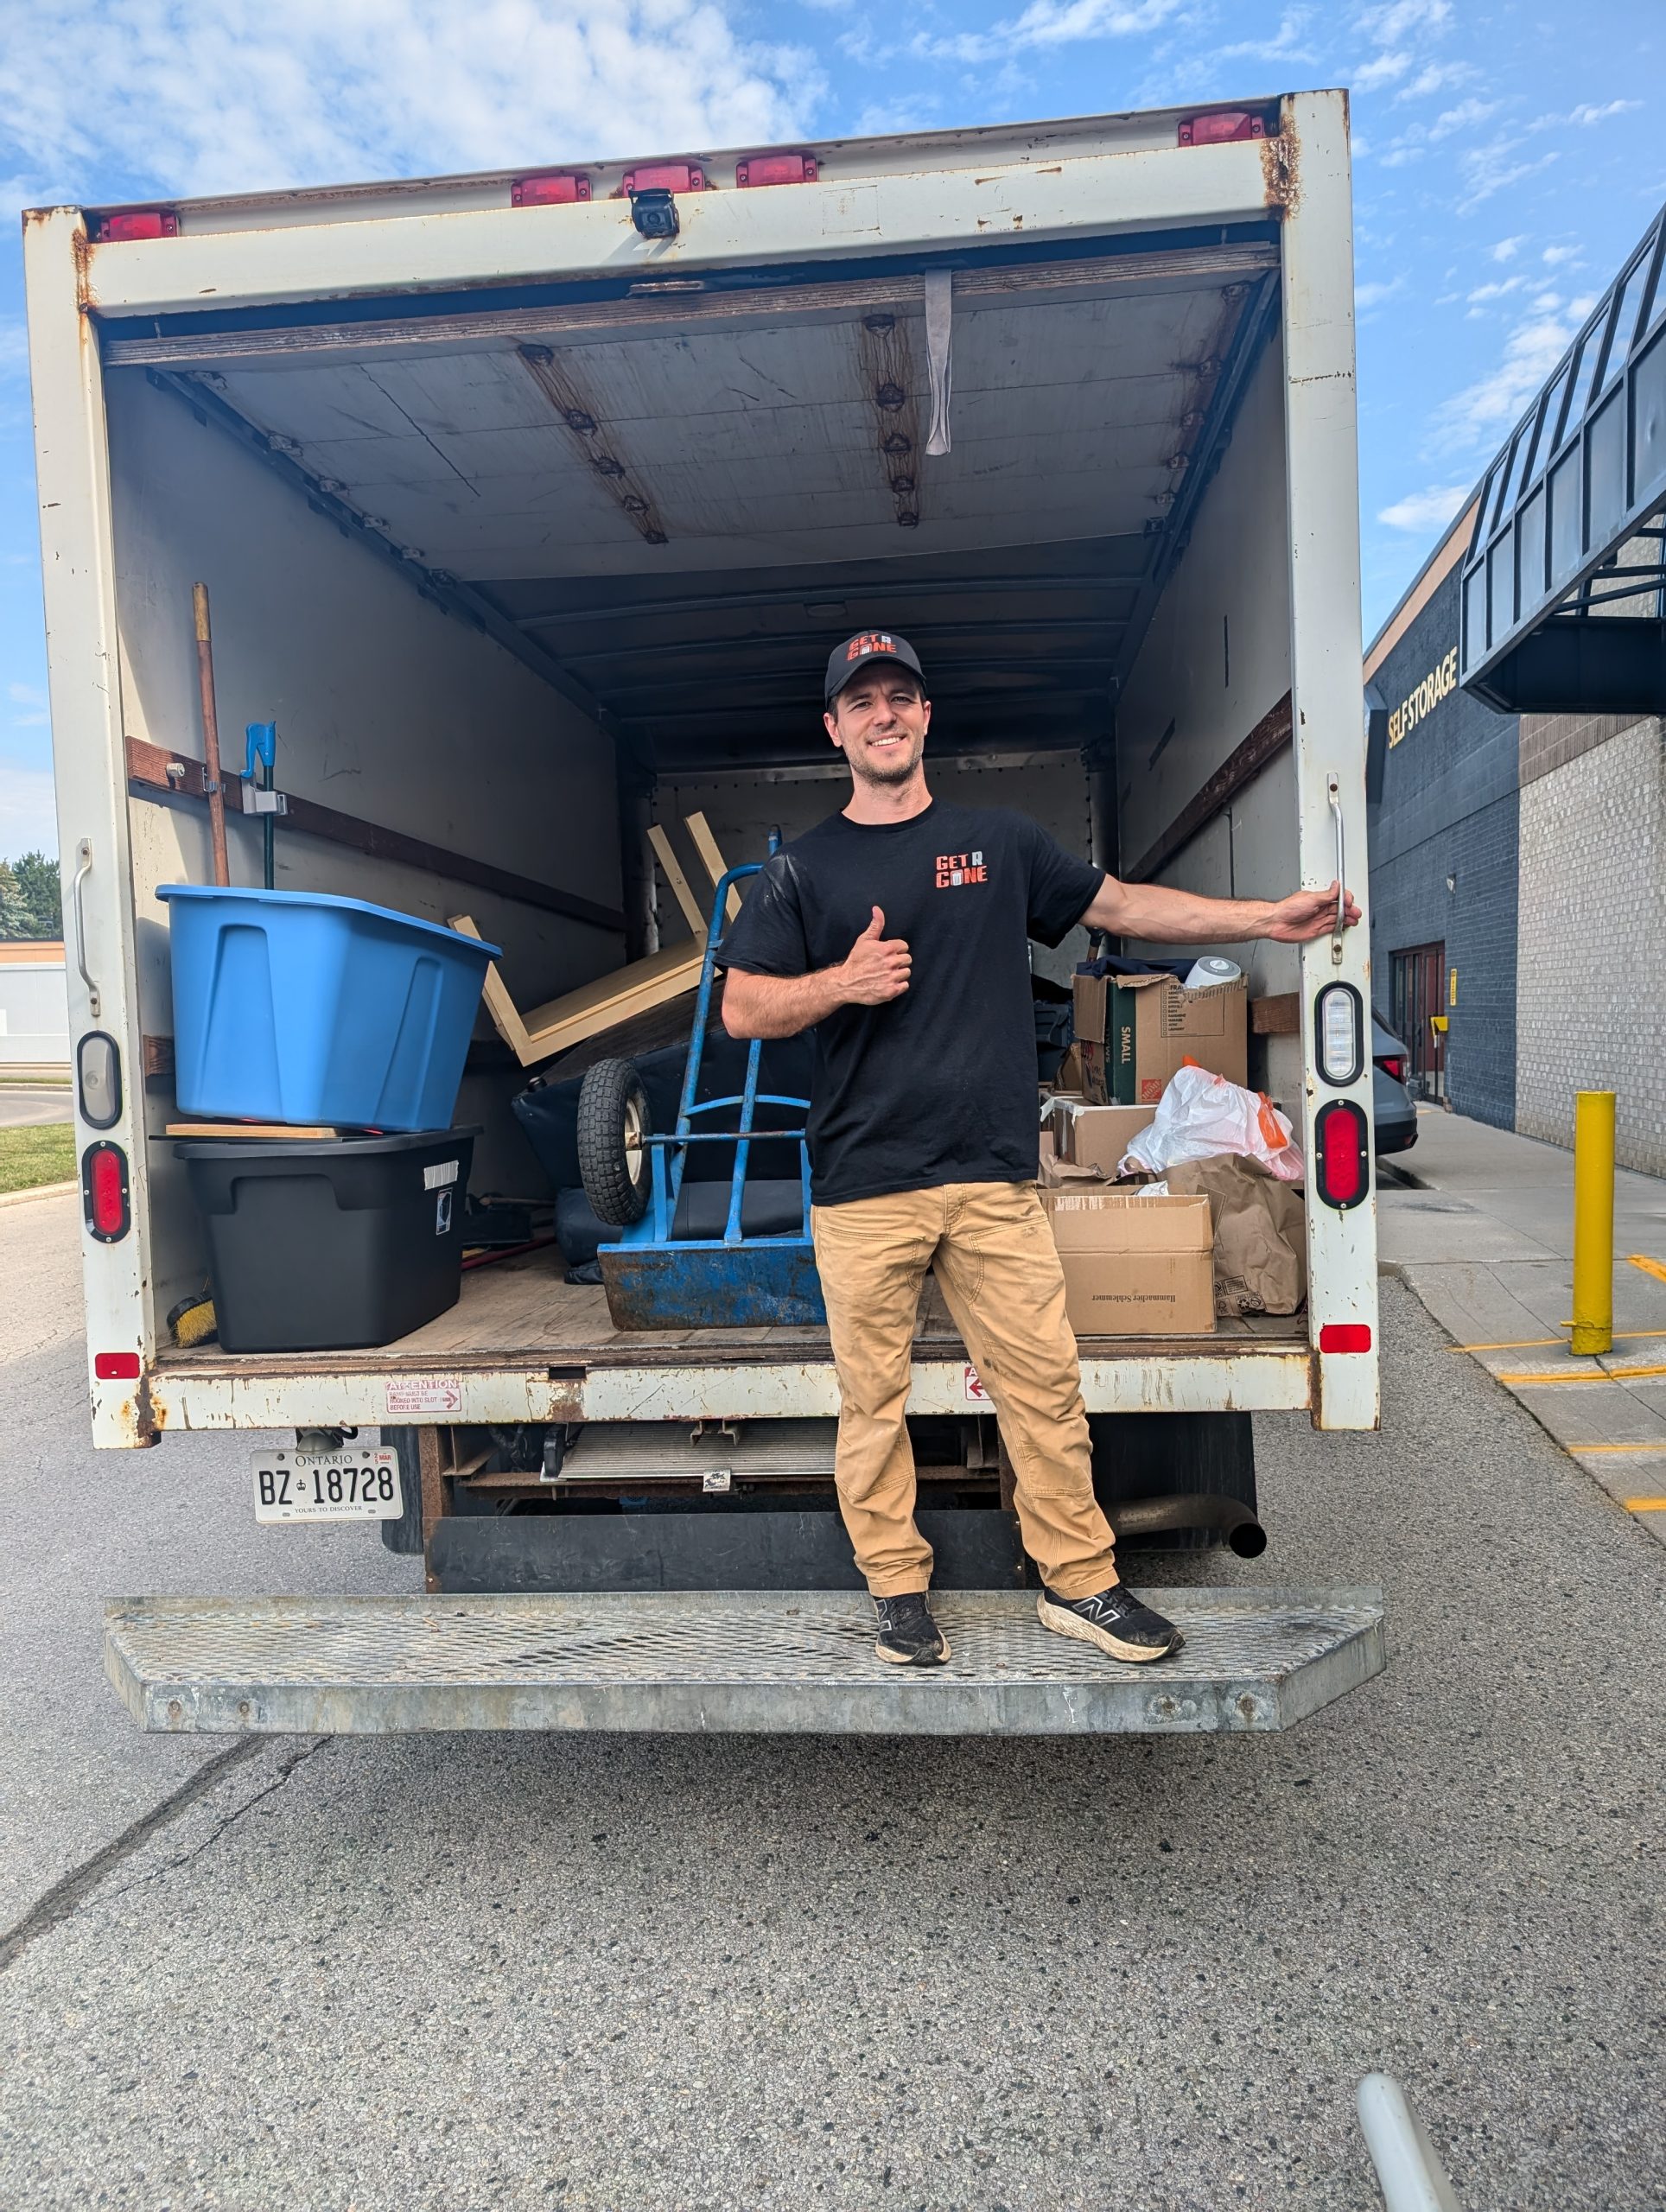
[105, 1588, 1383, 1737]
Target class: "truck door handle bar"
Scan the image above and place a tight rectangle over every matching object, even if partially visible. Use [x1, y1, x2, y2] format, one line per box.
[73, 838, 100, 1019]
[1326, 776, 1345, 967]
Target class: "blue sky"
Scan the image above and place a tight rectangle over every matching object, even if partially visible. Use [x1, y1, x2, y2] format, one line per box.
[2, 0, 1662, 855]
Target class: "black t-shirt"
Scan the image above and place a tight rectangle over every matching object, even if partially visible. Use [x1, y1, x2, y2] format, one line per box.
[719, 802, 1103, 1205]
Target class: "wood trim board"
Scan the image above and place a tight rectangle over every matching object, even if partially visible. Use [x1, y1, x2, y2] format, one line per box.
[1122, 692, 1293, 886]
[125, 734, 624, 933]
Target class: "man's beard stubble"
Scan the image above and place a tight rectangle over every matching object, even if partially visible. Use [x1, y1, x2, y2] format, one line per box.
[849, 730, 925, 787]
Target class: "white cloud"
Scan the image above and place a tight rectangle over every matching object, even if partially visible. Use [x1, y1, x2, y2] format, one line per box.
[1355, 0, 1450, 38]
[1457, 142, 1558, 214]
[1466, 277, 1523, 303]
[1541, 244, 1580, 266]
[1395, 60, 1473, 101]
[912, 0, 1181, 63]
[1436, 299, 1586, 451]
[1425, 97, 1496, 139]
[1353, 49, 1411, 90]
[1570, 99, 1641, 125]
[1356, 276, 1404, 308]
[1491, 236, 1527, 263]
[1378, 483, 1471, 533]
[0, 0, 820, 206]
[0, 760, 59, 855]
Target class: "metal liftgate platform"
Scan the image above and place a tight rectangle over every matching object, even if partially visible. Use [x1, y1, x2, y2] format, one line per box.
[103, 1587, 1384, 1737]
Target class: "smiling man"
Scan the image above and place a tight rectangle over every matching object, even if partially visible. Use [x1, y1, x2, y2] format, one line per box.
[720, 631, 1359, 1671]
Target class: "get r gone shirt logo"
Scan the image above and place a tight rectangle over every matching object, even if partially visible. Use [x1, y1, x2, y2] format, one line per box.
[936, 849, 988, 889]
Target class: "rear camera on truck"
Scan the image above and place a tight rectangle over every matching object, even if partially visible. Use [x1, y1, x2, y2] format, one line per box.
[629, 188, 679, 239]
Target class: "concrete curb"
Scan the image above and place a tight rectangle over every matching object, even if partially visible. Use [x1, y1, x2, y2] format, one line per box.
[0, 1179, 78, 1210]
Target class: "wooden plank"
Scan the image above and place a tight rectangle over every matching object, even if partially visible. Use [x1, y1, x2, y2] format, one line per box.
[142, 1034, 175, 1078]
[539, 990, 698, 1084]
[450, 914, 706, 1068]
[165, 1122, 341, 1139]
[103, 244, 1281, 370]
[646, 823, 708, 937]
[1122, 693, 1293, 886]
[126, 735, 623, 933]
[1251, 993, 1300, 1036]
[684, 812, 742, 922]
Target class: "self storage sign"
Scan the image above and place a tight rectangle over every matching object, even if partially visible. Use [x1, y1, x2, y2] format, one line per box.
[1388, 645, 1458, 748]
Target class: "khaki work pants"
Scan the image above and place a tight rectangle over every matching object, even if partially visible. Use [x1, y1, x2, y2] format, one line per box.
[810, 1180, 1118, 1600]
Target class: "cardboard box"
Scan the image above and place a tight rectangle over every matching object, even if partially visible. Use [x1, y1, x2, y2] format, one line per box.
[1052, 1101, 1154, 1178]
[1038, 1129, 1105, 1190]
[1072, 970, 1248, 1107]
[1042, 1188, 1215, 1336]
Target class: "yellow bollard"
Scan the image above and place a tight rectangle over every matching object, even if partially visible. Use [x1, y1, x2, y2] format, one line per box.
[1571, 1090, 1615, 1357]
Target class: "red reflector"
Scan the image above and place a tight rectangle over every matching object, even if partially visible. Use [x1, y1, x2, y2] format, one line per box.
[82, 1140, 131, 1243]
[621, 162, 707, 195]
[95, 1351, 143, 1381]
[1319, 1325, 1372, 1355]
[511, 173, 591, 207]
[1314, 1099, 1370, 1211]
[93, 209, 180, 241]
[735, 153, 818, 188]
[1177, 112, 1266, 146]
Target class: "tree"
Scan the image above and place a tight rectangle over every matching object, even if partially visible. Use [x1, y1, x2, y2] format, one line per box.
[10, 851, 63, 939]
[0, 861, 26, 941]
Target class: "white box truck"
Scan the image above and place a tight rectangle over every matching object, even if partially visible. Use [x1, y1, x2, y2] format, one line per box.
[24, 88, 1384, 1736]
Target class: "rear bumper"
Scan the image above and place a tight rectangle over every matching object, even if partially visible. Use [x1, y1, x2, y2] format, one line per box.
[105, 1586, 1385, 1737]
[144, 1340, 1318, 1431]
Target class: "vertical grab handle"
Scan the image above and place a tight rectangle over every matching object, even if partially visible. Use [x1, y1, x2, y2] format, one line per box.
[72, 838, 100, 1019]
[1326, 775, 1345, 966]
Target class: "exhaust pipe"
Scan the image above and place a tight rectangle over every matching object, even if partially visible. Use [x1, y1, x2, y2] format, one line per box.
[1107, 1492, 1267, 1558]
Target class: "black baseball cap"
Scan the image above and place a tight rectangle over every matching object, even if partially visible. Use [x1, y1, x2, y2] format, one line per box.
[823, 628, 925, 704]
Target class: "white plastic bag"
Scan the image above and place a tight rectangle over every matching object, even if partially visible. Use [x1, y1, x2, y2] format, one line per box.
[1122, 1064, 1305, 1183]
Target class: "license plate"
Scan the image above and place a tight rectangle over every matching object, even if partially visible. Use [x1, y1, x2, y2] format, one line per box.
[251, 1448, 403, 1524]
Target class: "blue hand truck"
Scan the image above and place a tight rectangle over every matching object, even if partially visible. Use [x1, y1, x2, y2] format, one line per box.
[583, 840, 826, 1331]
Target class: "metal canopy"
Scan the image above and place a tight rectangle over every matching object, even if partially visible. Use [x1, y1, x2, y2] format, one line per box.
[1460, 203, 1666, 714]
[104, 1587, 1385, 1737]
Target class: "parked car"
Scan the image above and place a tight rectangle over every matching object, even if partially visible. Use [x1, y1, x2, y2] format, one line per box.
[1372, 1015, 1418, 1154]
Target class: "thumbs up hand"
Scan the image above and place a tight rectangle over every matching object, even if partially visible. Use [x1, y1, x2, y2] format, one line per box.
[838, 906, 912, 1004]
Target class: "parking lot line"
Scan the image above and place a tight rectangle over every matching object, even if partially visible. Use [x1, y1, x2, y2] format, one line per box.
[1623, 1497, 1666, 1512]
[1626, 1255, 1666, 1285]
[1497, 1363, 1666, 1387]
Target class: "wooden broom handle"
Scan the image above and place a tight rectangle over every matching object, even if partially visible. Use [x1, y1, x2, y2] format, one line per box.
[193, 582, 231, 888]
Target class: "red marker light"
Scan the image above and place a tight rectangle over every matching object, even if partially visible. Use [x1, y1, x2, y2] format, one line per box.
[1177, 112, 1265, 146]
[1314, 1100, 1370, 1211]
[95, 1351, 143, 1381]
[735, 153, 818, 188]
[92, 208, 180, 241]
[511, 173, 591, 207]
[82, 1141, 131, 1243]
[1319, 1324, 1372, 1354]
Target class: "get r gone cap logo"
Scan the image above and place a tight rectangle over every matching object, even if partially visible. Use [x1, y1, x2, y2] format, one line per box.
[848, 632, 896, 660]
[936, 849, 987, 888]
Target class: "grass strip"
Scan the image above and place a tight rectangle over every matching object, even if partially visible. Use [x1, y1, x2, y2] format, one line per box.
[0, 1123, 77, 1194]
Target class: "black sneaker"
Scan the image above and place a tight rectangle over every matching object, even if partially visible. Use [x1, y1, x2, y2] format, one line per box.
[1036, 1583, 1182, 1663]
[873, 1592, 950, 1667]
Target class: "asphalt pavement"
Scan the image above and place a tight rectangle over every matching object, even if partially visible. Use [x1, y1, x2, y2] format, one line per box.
[0, 1189, 1663, 2210]
[0, 1086, 72, 1128]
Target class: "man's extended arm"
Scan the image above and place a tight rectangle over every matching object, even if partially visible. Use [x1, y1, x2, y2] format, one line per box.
[722, 906, 911, 1039]
[1083, 874, 1360, 945]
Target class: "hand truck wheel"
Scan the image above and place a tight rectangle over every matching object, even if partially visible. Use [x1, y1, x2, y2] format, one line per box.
[576, 1058, 653, 1226]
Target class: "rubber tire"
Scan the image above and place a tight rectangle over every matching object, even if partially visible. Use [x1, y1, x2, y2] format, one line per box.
[1088, 1411, 1258, 1554]
[577, 1058, 653, 1227]
[379, 1426, 425, 1555]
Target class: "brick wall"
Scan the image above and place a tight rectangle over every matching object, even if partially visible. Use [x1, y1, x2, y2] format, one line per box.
[1516, 715, 1666, 1173]
[1367, 564, 1520, 1127]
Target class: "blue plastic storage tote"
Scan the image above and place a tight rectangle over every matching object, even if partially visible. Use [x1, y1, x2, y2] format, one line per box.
[158, 886, 501, 1132]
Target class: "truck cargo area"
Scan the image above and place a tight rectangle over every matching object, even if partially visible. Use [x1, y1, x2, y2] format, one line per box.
[91, 170, 1328, 1423]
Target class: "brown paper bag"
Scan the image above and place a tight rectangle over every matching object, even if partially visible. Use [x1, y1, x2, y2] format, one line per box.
[1160, 1156, 1307, 1317]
